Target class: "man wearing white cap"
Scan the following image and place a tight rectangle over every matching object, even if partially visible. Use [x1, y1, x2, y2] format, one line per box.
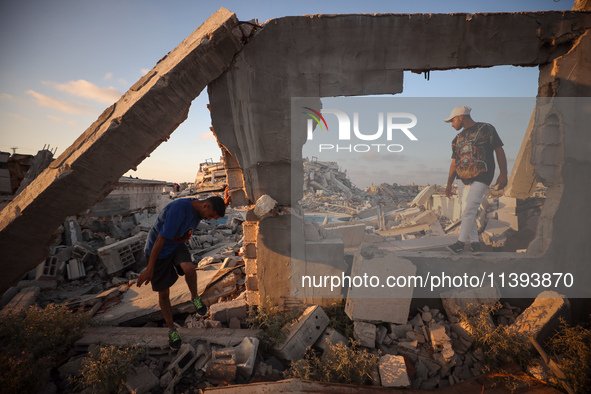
[444, 106, 507, 254]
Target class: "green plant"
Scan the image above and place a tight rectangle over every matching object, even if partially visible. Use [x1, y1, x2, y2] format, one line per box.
[0, 303, 91, 392]
[247, 299, 303, 352]
[287, 340, 379, 384]
[71, 344, 142, 393]
[545, 319, 591, 393]
[323, 299, 354, 339]
[458, 302, 533, 372]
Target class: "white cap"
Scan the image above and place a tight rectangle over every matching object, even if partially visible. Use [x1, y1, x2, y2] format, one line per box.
[444, 106, 471, 123]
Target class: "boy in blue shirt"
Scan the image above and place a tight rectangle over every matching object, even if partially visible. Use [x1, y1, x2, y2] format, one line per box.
[137, 195, 227, 349]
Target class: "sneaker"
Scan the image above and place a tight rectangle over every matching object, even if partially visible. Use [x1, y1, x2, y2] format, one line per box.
[470, 242, 482, 255]
[446, 241, 465, 254]
[169, 329, 182, 350]
[192, 295, 208, 316]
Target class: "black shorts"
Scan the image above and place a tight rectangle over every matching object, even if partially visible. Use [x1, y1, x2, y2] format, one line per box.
[147, 243, 192, 292]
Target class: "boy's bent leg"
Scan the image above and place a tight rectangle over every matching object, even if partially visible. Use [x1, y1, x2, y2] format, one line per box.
[158, 288, 175, 330]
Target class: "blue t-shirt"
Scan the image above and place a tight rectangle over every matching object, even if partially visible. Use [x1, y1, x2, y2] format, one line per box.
[144, 198, 201, 258]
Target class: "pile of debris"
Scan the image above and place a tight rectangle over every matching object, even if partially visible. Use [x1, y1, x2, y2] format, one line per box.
[0, 201, 246, 316]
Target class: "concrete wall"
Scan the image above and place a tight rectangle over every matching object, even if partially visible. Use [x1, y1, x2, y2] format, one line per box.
[85, 179, 166, 217]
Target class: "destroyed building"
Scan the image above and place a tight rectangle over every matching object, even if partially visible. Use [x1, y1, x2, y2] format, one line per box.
[1, 2, 591, 392]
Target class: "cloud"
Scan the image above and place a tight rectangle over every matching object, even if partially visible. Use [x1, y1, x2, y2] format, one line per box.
[26, 90, 94, 115]
[104, 72, 113, 80]
[141, 68, 150, 75]
[47, 115, 63, 123]
[43, 79, 122, 104]
[8, 113, 29, 122]
[200, 132, 216, 141]
[118, 78, 129, 86]
[1, 93, 14, 100]
[67, 120, 77, 127]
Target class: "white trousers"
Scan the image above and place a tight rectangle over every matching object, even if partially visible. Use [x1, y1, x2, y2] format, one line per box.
[458, 181, 487, 243]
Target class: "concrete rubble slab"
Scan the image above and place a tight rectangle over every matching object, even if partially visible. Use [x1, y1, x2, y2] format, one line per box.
[353, 321, 376, 348]
[379, 354, 410, 388]
[411, 185, 436, 208]
[510, 290, 570, 344]
[0, 7, 244, 294]
[98, 264, 225, 325]
[314, 327, 348, 352]
[346, 245, 416, 324]
[75, 326, 261, 351]
[428, 195, 461, 222]
[273, 305, 329, 360]
[210, 298, 248, 324]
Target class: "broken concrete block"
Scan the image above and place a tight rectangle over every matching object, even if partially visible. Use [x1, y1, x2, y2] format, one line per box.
[376, 325, 388, 344]
[303, 221, 323, 242]
[510, 291, 570, 344]
[353, 321, 376, 348]
[314, 327, 348, 352]
[254, 194, 277, 218]
[234, 337, 259, 378]
[64, 217, 83, 246]
[210, 299, 248, 324]
[411, 185, 436, 208]
[97, 232, 147, 275]
[125, 365, 159, 394]
[273, 305, 329, 360]
[440, 286, 501, 318]
[345, 245, 416, 324]
[379, 354, 410, 387]
[389, 323, 412, 338]
[35, 256, 59, 281]
[67, 259, 86, 280]
[429, 323, 450, 350]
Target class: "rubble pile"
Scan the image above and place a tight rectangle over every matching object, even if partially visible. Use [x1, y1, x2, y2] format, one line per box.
[301, 158, 420, 216]
[1, 203, 246, 316]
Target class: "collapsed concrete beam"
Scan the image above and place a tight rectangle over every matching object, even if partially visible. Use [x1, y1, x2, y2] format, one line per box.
[0, 8, 244, 294]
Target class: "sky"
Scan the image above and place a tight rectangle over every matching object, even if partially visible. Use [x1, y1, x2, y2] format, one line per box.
[0, 0, 576, 188]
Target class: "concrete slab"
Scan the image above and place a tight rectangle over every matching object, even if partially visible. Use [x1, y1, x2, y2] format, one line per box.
[379, 354, 410, 388]
[353, 321, 376, 348]
[510, 290, 570, 344]
[98, 265, 222, 325]
[345, 245, 416, 324]
[75, 326, 261, 351]
[273, 305, 329, 360]
[411, 185, 436, 208]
